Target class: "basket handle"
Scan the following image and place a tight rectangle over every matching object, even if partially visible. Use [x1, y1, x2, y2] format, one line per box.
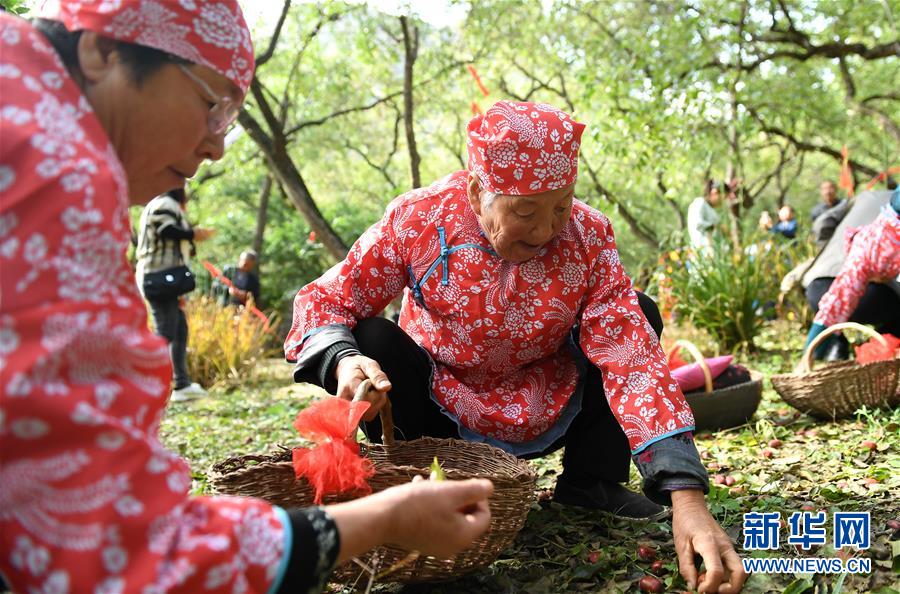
[667, 339, 713, 393]
[800, 322, 889, 373]
[353, 379, 395, 447]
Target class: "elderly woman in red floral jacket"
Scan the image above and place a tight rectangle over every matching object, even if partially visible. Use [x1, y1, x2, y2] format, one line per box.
[0, 3, 492, 593]
[286, 100, 746, 593]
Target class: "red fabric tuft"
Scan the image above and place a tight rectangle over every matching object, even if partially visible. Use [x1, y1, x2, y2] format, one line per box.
[293, 398, 371, 441]
[668, 345, 688, 369]
[291, 398, 375, 503]
[855, 334, 900, 364]
[292, 441, 374, 504]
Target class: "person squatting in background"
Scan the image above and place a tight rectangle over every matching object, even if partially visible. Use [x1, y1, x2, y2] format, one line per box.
[805, 188, 900, 355]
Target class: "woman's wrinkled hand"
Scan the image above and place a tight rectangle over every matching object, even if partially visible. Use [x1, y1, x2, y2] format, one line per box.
[334, 355, 391, 421]
[672, 490, 747, 593]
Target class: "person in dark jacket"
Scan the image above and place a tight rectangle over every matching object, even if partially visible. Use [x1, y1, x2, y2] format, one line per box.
[215, 249, 261, 307]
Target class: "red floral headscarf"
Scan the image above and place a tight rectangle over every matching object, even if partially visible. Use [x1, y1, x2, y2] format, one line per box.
[46, 0, 254, 95]
[467, 100, 586, 195]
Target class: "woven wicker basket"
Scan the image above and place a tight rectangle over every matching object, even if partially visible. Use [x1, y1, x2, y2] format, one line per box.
[668, 340, 762, 432]
[209, 381, 536, 585]
[771, 322, 900, 419]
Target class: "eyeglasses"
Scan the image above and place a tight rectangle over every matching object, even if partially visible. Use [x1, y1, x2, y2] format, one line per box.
[178, 65, 239, 136]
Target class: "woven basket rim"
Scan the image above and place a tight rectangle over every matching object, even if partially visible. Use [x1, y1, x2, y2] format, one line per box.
[209, 439, 539, 585]
[683, 370, 763, 397]
[771, 357, 899, 382]
[210, 437, 538, 483]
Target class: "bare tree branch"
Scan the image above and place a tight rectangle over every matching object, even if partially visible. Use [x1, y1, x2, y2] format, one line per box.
[775, 0, 797, 33]
[704, 30, 899, 71]
[285, 58, 473, 137]
[287, 91, 403, 136]
[254, 0, 291, 67]
[747, 107, 880, 177]
[251, 173, 273, 260]
[193, 167, 226, 187]
[249, 80, 284, 143]
[498, 75, 540, 102]
[344, 104, 402, 188]
[434, 107, 467, 170]
[861, 92, 900, 104]
[238, 108, 348, 259]
[838, 57, 900, 143]
[400, 15, 421, 188]
[582, 156, 659, 248]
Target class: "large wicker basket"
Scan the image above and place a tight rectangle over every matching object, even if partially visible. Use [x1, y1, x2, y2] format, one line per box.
[668, 340, 763, 432]
[210, 381, 536, 585]
[771, 322, 900, 419]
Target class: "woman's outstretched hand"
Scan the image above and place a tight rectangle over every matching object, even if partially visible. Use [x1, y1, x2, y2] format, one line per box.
[327, 478, 494, 564]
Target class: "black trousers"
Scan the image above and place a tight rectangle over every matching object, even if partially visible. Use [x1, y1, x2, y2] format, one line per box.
[354, 292, 664, 485]
[148, 298, 191, 389]
[806, 278, 900, 336]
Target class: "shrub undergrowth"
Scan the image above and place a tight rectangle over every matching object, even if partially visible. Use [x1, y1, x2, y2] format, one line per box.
[659, 234, 813, 352]
[184, 295, 280, 387]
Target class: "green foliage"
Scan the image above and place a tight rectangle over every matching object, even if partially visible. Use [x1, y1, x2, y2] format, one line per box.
[170, 0, 897, 338]
[0, 0, 29, 15]
[183, 295, 279, 387]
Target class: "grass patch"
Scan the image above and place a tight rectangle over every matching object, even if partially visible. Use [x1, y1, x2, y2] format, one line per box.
[160, 323, 899, 594]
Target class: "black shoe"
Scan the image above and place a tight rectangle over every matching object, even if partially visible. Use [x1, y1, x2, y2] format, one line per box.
[552, 477, 668, 520]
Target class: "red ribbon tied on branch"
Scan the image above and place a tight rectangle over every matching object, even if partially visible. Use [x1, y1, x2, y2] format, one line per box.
[839, 145, 854, 198]
[467, 64, 490, 97]
[291, 398, 375, 503]
[865, 166, 900, 191]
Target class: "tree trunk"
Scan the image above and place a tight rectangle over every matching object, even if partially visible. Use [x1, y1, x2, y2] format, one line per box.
[724, 103, 742, 250]
[238, 110, 349, 260]
[251, 174, 273, 259]
[724, 2, 748, 250]
[400, 16, 421, 189]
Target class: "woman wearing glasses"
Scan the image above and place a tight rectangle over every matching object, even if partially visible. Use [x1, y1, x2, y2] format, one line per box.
[0, 3, 491, 593]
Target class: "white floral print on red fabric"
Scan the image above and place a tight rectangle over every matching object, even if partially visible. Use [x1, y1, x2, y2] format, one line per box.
[814, 207, 900, 328]
[286, 171, 694, 451]
[467, 100, 585, 195]
[0, 15, 284, 594]
[47, 0, 254, 94]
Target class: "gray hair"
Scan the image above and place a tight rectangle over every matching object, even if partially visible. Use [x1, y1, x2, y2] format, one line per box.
[240, 249, 258, 261]
[481, 190, 497, 209]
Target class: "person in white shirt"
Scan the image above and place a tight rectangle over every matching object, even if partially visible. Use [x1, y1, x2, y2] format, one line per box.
[686, 179, 722, 250]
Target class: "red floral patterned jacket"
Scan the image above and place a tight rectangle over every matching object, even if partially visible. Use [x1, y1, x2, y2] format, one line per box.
[0, 15, 290, 593]
[286, 171, 695, 453]
[814, 206, 900, 328]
